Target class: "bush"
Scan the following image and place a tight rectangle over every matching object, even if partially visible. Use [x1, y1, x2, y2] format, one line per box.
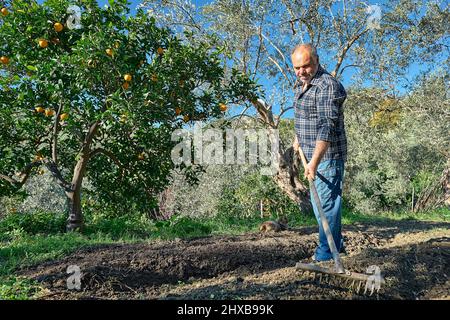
[154, 216, 212, 239]
[343, 79, 448, 213]
[83, 210, 155, 240]
[0, 276, 43, 300]
[0, 210, 66, 239]
[217, 171, 302, 219]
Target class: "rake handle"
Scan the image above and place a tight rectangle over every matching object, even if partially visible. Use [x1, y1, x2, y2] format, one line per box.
[296, 143, 345, 274]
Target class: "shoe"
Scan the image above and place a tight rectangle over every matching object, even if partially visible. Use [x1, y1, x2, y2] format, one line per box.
[309, 254, 332, 263]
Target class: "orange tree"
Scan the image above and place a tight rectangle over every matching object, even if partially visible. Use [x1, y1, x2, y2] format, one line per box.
[0, 0, 257, 230]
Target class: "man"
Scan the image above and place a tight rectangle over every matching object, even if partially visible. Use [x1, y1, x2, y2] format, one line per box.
[291, 44, 347, 262]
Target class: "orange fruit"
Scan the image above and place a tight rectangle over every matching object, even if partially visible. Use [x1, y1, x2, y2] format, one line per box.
[219, 103, 227, 112]
[39, 39, 48, 48]
[60, 113, 69, 121]
[122, 82, 130, 90]
[45, 109, 55, 117]
[157, 47, 164, 55]
[106, 48, 113, 56]
[54, 22, 63, 32]
[175, 108, 182, 115]
[124, 74, 132, 82]
[35, 106, 44, 113]
[0, 56, 9, 64]
[183, 115, 190, 123]
[1, 7, 8, 16]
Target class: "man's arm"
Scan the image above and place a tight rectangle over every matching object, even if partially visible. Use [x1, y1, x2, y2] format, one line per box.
[305, 140, 330, 180]
[294, 135, 329, 180]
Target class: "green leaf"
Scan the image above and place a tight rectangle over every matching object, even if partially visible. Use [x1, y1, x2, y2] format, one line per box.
[26, 65, 38, 72]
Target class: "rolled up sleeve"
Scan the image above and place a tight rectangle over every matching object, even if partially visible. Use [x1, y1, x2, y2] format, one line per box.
[316, 83, 346, 142]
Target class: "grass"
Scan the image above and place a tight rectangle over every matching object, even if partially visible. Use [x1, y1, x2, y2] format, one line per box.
[0, 276, 44, 300]
[0, 206, 448, 299]
[341, 207, 450, 224]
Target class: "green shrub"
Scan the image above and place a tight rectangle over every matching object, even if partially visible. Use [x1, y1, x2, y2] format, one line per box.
[217, 171, 304, 219]
[0, 276, 44, 300]
[83, 211, 155, 240]
[155, 216, 212, 239]
[0, 210, 66, 239]
[344, 82, 448, 213]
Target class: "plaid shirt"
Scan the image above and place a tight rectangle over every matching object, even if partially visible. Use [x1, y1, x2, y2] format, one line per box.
[294, 65, 347, 162]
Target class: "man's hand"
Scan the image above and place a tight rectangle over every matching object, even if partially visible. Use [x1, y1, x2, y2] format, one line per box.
[304, 161, 318, 181]
[305, 140, 330, 181]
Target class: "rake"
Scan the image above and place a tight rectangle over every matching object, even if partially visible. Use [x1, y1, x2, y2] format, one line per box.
[295, 144, 384, 295]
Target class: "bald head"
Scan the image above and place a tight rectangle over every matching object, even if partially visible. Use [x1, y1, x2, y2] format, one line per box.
[291, 44, 318, 60]
[291, 44, 319, 84]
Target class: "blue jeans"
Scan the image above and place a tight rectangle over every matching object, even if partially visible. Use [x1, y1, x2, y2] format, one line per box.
[310, 159, 345, 261]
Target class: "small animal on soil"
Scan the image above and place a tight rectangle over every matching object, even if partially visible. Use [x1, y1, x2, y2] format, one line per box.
[259, 217, 288, 232]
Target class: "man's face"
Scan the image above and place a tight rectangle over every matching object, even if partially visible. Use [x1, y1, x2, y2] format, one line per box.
[291, 50, 318, 84]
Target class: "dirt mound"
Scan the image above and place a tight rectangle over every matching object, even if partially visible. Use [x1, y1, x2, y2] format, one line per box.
[19, 220, 450, 300]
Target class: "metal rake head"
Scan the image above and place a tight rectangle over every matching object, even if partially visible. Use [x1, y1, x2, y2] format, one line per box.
[296, 262, 384, 296]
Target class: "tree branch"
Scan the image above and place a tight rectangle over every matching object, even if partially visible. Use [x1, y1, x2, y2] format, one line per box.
[338, 64, 361, 76]
[252, 25, 263, 79]
[332, 28, 370, 77]
[252, 99, 275, 128]
[275, 106, 294, 127]
[0, 174, 19, 185]
[52, 100, 64, 164]
[0, 159, 71, 192]
[44, 159, 73, 192]
[260, 32, 294, 86]
[89, 148, 123, 170]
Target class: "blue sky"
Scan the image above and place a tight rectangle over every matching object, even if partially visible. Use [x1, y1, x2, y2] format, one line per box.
[36, 0, 444, 118]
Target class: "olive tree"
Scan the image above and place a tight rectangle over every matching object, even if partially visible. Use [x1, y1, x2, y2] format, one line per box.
[140, 0, 449, 212]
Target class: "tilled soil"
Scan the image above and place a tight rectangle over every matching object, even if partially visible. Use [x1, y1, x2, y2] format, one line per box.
[18, 219, 450, 300]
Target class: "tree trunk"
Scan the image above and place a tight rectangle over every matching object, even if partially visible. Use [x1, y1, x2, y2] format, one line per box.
[251, 99, 312, 214]
[66, 188, 83, 231]
[65, 122, 100, 231]
[66, 153, 91, 231]
[66, 156, 88, 231]
[274, 145, 312, 213]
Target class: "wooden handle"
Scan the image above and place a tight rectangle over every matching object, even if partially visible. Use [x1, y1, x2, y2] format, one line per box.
[294, 140, 345, 273]
[296, 143, 309, 173]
